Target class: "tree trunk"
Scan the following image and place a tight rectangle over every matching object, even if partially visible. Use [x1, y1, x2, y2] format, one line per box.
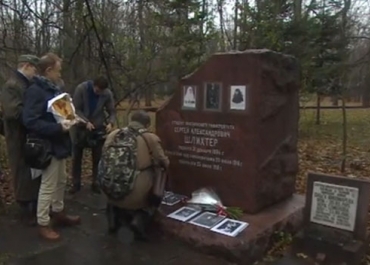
[341, 97, 347, 172]
[316, 94, 321, 125]
[340, 0, 351, 172]
[331, 95, 338, 106]
[363, 74, 370, 107]
[293, 0, 302, 22]
[233, 0, 238, 50]
[137, 0, 151, 107]
[217, 0, 226, 51]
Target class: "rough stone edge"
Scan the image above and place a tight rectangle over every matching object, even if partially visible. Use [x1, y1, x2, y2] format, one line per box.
[155, 197, 304, 264]
[181, 49, 294, 81]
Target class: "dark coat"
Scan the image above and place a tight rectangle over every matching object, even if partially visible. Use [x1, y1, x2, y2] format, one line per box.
[71, 81, 116, 145]
[73, 81, 116, 126]
[0, 71, 40, 202]
[22, 77, 72, 159]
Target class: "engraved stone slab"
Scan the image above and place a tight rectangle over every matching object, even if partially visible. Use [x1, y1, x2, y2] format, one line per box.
[156, 50, 301, 213]
[305, 172, 370, 241]
[310, 181, 359, 231]
[293, 172, 370, 265]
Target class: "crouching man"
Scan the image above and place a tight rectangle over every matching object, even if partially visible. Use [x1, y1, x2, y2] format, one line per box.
[98, 111, 169, 240]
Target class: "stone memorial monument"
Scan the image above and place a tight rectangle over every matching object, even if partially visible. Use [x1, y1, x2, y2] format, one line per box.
[155, 50, 305, 264]
[156, 49, 300, 213]
[293, 172, 370, 265]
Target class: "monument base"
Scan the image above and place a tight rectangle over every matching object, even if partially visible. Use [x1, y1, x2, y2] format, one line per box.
[155, 194, 305, 264]
[292, 231, 369, 265]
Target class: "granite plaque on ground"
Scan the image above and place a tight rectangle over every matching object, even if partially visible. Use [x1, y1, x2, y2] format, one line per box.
[310, 181, 358, 232]
[156, 49, 300, 213]
[293, 172, 370, 265]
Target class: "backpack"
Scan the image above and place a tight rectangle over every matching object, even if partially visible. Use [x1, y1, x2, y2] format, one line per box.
[97, 127, 148, 201]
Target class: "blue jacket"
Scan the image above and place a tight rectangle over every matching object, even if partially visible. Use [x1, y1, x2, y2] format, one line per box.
[22, 77, 72, 159]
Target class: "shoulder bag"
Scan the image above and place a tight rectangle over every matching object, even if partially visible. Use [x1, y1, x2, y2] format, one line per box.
[24, 137, 52, 170]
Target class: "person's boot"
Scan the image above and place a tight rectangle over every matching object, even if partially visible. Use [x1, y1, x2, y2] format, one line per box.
[130, 211, 150, 241]
[51, 210, 81, 227]
[39, 225, 60, 241]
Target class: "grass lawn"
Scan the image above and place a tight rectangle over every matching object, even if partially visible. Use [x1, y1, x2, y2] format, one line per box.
[297, 108, 370, 193]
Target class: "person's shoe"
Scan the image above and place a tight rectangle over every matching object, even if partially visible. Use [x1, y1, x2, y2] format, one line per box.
[51, 210, 81, 227]
[91, 183, 101, 194]
[39, 225, 60, 241]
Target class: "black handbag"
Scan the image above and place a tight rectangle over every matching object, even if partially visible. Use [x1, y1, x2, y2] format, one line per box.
[76, 127, 106, 148]
[24, 137, 52, 170]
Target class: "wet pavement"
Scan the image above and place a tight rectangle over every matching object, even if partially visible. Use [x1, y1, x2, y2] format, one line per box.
[0, 190, 308, 265]
[0, 190, 235, 265]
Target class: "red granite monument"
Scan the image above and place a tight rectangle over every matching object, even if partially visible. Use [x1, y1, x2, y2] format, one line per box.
[156, 49, 300, 214]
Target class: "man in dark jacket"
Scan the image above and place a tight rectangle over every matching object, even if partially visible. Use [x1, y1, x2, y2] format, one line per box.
[22, 53, 80, 240]
[1, 55, 41, 225]
[69, 76, 116, 194]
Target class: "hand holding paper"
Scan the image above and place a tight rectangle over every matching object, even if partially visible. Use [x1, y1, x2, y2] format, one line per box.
[47, 93, 86, 127]
[60, 120, 74, 131]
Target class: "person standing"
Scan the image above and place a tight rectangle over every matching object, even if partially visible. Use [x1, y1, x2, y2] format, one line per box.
[70, 76, 116, 194]
[22, 53, 80, 240]
[1, 55, 41, 226]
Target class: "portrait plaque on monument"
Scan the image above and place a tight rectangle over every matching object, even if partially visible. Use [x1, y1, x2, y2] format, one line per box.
[156, 50, 300, 213]
[229, 85, 247, 111]
[204, 83, 221, 111]
[182, 86, 197, 110]
[310, 181, 358, 231]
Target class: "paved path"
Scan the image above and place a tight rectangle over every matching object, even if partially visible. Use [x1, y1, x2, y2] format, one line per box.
[0, 190, 235, 265]
[0, 190, 312, 265]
